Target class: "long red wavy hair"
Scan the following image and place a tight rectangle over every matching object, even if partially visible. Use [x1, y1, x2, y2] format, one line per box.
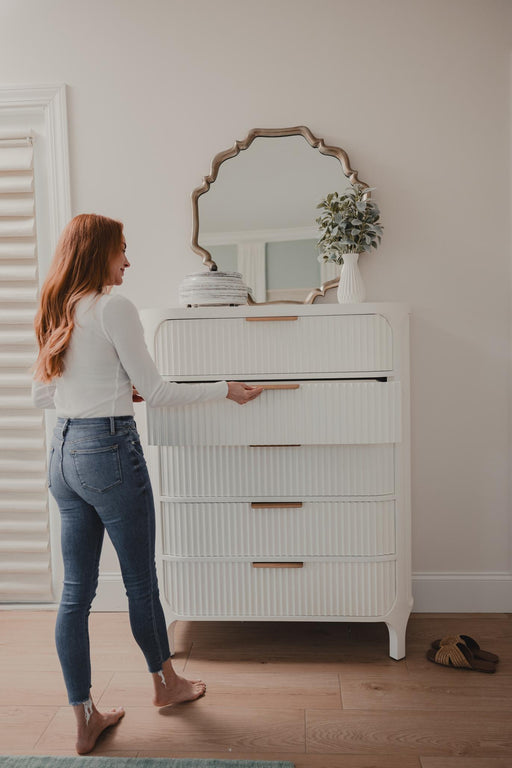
[34, 213, 124, 382]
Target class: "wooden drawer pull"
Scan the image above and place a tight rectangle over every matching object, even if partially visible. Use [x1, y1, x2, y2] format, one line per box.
[251, 502, 303, 509]
[258, 383, 300, 390]
[246, 316, 298, 322]
[252, 562, 304, 569]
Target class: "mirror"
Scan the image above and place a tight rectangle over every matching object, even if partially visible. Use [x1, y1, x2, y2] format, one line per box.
[191, 126, 369, 304]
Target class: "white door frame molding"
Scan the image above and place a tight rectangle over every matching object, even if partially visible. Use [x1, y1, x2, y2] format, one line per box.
[0, 83, 71, 270]
[0, 84, 71, 605]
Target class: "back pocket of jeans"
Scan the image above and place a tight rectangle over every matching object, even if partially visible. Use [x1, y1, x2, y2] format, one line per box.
[71, 445, 122, 492]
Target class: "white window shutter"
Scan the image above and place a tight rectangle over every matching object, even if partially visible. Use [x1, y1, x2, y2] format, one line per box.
[0, 137, 53, 602]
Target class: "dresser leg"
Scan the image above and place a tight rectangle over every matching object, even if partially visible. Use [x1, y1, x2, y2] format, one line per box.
[385, 613, 409, 660]
[168, 619, 177, 657]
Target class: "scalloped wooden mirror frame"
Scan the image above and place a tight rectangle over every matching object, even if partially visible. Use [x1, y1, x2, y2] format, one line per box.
[191, 126, 369, 304]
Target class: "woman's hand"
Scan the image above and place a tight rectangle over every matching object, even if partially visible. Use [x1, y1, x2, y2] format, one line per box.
[132, 386, 144, 403]
[226, 381, 264, 405]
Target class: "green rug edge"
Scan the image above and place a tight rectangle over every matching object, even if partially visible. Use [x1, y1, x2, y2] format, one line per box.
[0, 756, 295, 768]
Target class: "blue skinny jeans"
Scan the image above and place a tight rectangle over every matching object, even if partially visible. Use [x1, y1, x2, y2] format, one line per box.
[49, 416, 170, 705]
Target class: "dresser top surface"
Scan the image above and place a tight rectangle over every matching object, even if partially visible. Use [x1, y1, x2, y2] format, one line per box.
[140, 302, 410, 325]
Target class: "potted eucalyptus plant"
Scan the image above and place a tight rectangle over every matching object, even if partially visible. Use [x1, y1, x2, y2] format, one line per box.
[316, 183, 383, 303]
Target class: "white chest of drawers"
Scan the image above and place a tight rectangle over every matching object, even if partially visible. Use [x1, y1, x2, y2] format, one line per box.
[140, 303, 412, 659]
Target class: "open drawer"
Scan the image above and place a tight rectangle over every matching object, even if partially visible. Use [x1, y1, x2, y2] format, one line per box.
[148, 380, 401, 445]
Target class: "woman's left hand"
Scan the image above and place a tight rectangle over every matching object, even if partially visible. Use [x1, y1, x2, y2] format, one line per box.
[132, 386, 144, 403]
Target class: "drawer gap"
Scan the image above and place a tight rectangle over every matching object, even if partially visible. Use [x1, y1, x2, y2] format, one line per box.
[167, 376, 389, 383]
[250, 501, 303, 508]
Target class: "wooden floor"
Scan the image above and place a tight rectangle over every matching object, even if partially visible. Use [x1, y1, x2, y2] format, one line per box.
[0, 611, 511, 767]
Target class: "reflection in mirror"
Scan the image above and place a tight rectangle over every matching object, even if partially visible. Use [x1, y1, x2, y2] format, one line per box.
[206, 238, 327, 302]
[195, 130, 365, 303]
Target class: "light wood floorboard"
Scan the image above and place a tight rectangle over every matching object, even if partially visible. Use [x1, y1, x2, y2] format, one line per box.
[0, 670, 113, 707]
[35, 704, 306, 754]
[340, 675, 512, 710]
[420, 760, 512, 768]
[306, 709, 512, 756]
[98, 667, 342, 710]
[0, 610, 511, 765]
[0, 706, 59, 752]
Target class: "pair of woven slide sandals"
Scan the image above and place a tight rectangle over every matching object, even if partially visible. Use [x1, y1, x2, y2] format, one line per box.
[426, 634, 499, 673]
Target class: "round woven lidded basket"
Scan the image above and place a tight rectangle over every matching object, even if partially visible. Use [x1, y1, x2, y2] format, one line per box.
[179, 270, 249, 307]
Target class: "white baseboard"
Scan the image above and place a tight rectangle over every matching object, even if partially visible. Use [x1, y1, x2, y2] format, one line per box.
[4, 572, 510, 614]
[92, 571, 512, 613]
[412, 572, 512, 612]
[93, 573, 129, 611]
[94, 571, 512, 614]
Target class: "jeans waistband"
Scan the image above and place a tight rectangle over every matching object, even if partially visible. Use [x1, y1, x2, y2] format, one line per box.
[55, 416, 135, 439]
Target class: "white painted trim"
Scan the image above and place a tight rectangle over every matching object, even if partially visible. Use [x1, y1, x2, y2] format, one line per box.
[413, 571, 512, 611]
[93, 573, 129, 611]
[0, 84, 71, 265]
[45, 411, 61, 601]
[43, 86, 72, 257]
[94, 570, 512, 614]
[2, 571, 512, 614]
[38, 570, 512, 614]
[201, 225, 317, 246]
[0, 83, 71, 605]
[0, 603, 57, 610]
[0, 575, 127, 612]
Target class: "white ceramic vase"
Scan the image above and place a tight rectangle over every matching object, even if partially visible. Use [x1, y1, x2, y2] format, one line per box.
[336, 252, 365, 303]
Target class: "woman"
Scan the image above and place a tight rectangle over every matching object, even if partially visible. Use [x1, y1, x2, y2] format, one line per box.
[32, 213, 262, 754]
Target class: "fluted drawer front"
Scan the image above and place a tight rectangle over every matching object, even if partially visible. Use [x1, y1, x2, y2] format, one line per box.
[148, 381, 401, 446]
[163, 559, 396, 618]
[155, 314, 392, 376]
[159, 444, 394, 497]
[162, 500, 396, 557]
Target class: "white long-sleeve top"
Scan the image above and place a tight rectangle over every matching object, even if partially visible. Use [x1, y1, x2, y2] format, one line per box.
[32, 293, 228, 417]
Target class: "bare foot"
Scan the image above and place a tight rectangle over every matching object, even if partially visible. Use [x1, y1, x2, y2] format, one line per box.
[75, 703, 125, 755]
[153, 672, 206, 707]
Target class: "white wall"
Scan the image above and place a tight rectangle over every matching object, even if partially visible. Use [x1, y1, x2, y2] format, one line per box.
[1, 0, 511, 609]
